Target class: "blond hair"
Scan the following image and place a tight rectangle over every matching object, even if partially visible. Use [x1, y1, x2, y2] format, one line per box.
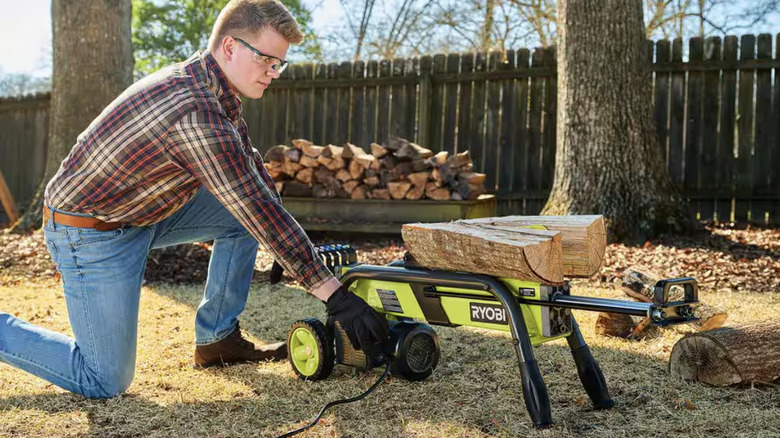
[208, 0, 304, 51]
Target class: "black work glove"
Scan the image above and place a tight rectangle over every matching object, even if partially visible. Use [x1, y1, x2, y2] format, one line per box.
[325, 286, 390, 361]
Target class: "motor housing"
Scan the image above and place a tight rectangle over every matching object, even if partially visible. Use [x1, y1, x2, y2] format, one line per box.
[333, 320, 440, 381]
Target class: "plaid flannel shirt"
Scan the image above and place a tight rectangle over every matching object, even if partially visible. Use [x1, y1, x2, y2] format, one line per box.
[45, 51, 335, 291]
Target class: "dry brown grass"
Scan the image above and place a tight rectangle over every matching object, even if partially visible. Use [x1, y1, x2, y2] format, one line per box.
[2, 278, 780, 438]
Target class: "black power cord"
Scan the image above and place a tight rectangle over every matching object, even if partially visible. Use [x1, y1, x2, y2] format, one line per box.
[276, 359, 392, 438]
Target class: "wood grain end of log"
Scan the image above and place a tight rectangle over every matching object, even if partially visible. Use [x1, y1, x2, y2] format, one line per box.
[669, 334, 742, 386]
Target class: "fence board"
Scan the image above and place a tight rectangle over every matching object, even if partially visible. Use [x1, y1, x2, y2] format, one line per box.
[364, 60, 378, 144]
[377, 59, 392, 144]
[350, 61, 365, 146]
[655, 40, 671, 161]
[326, 63, 340, 143]
[484, 52, 502, 192]
[718, 36, 739, 221]
[753, 34, 772, 224]
[428, 54, 446, 152]
[470, 52, 488, 172]
[526, 48, 545, 214]
[513, 49, 531, 214]
[541, 47, 557, 192]
[456, 52, 474, 155]
[669, 38, 685, 186]
[700, 37, 721, 221]
[685, 37, 704, 220]
[312, 63, 327, 144]
[336, 61, 352, 144]
[735, 34, 756, 222]
[773, 35, 780, 224]
[417, 56, 433, 147]
[406, 57, 418, 140]
[390, 58, 408, 139]
[286, 65, 302, 143]
[497, 50, 517, 214]
[442, 53, 460, 154]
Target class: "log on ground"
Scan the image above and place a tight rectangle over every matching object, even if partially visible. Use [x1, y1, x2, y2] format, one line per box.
[402, 221, 563, 284]
[669, 321, 780, 386]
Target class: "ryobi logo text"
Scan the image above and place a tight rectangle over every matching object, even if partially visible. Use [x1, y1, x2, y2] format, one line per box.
[469, 303, 508, 325]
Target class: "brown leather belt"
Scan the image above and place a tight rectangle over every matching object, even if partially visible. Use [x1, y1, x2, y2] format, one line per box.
[43, 205, 123, 231]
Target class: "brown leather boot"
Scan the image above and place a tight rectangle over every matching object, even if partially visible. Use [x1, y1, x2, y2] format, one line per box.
[194, 323, 287, 367]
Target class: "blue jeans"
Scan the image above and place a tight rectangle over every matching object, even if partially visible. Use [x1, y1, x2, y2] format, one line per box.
[0, 188, 259, 398]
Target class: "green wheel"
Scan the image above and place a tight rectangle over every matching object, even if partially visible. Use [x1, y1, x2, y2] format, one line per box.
[287, 318, 334, 380]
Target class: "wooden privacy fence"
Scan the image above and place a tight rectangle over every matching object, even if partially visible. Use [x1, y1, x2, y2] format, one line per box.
[2, 33, 779, 224]
[0, 93, 48, 223]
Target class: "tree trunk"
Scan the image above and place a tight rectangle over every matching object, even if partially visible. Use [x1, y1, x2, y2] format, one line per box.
[11, 0, 133, 232]
[542, 0, 690, 242]
[669, 321, 780, 386]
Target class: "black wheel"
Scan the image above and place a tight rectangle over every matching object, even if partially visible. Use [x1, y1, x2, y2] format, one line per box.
[287, 318, 334, 381]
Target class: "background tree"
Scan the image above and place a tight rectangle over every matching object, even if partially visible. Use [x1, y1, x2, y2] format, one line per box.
[541, 0, 690, 241]
[11, 0, 134, 231]
[132, 0, 321, 76]
[0, 70, 51, 98]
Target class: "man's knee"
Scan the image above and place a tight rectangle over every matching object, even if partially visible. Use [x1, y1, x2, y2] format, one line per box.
[83, 366, 134, 399]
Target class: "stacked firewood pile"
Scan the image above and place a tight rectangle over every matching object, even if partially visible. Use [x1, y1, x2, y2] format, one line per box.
[262, 136, 487, 201]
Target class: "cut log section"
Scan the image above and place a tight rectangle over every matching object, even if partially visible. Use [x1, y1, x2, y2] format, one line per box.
[459, 215, 606, 278]
[621, 266, 727, 331]
[669, 321, 780, 386]
[402, 221, 563, 284]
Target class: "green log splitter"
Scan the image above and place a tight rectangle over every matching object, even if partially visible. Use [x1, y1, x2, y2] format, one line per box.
[281, 243, 699, 429]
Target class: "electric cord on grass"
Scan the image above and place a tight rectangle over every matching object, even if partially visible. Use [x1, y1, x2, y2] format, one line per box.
[276, 358, 391, 438]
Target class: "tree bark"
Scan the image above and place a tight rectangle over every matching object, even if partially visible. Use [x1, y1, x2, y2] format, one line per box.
[542, 0, 690, 242]
[11, 0, 133, 232]
[669, 321, 780, 386]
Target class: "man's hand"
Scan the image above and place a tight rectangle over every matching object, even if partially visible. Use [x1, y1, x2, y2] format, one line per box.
[325, 286, 390, 360]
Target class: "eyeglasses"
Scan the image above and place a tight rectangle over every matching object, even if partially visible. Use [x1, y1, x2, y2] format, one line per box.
[232, 36, 289, 73]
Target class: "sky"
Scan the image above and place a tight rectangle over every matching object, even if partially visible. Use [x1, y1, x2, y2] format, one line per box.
[0, 0, 344, 78]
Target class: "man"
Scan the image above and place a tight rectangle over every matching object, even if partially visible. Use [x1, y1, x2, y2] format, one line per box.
[0, 0, 388, 399]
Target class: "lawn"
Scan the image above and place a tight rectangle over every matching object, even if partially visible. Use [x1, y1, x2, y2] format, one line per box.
[2, 275, 779, 437]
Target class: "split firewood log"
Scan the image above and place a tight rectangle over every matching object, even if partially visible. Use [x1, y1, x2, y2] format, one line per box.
[322, 144, 343, 159]
[425, 183, 450, 200]
[325, 155, 345, 171]
[370, 142, 388, 158]
[299, 155, 320, 168]
[351, 185, 369, 199]
[387, 181, 412, 199]
[395, 140, 433, 160]
[394, 161, 414, 176]
[669, 320, 780, 386]
[429, 151, 448, 166]
[342, 143, 367, 159]
[594, 313, 635, 338]
[459, 172, 487, 185]
[342, 180, 360, 193]
[292, 139, 312, 150]
[283, 181, 312, 197]
[335, 169, 352, 182]
[364, 176, 380, 187]
[302, 144, 324, 158]
[412, 159, 431, 172]
[349, 160, 365, 180]
[295, 167, 314, 185]
[371, 189, 390, 200]
[284, 147, 301, 162]
[354, 154, 376, 169]
[447, 150, 472, 168]
[402, 220, 564, 284]
[264, 145, 288, 163]
[408, 171, 429, 187]
[405, 184, 425, 200]
[264, 162, 285, 181]
[431, 168, 444, 187]
[282, 158, 302, 177]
